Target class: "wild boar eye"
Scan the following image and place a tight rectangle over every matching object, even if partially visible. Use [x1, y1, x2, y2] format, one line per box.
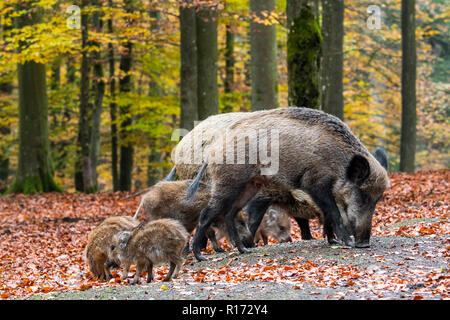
[110, 245, 115, 251]
[279, 226, 285, 231]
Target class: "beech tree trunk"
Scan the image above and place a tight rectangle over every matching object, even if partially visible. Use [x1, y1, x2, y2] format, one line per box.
[321, 0, 344, 119]
[8, 3, 60, 194]
[400, 0, 416, 172]
[250, 0, 278, 110]
[196, 2, 218, 120]
[108, 0, 119, 191]
[287, 0, 322, 109]
[88, 0, 105, 192]
[179, 1, 198, 131]
[118, 1, 134, 191]
[0, 15, 12, 193]
[224, 24, 235, 113]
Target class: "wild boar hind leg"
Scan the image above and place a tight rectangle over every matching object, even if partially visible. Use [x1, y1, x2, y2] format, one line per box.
[192, 185, 248, 261]
[164, 262, 177, 282]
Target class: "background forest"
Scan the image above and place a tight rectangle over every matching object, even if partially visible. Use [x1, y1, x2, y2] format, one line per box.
[0, 0, 448, 193]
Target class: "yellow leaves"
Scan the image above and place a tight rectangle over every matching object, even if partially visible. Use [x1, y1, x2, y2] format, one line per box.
[251, 10, 279, 26]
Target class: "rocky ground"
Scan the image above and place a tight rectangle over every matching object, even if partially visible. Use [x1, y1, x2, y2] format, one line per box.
[26, 234, 449, 300]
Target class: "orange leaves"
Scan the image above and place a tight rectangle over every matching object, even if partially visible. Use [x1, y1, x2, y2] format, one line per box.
[372, 169, 449, 238]
[0, 170, 448, 299]
[418, 226, 436, 235]
[79, 284, 92, 291]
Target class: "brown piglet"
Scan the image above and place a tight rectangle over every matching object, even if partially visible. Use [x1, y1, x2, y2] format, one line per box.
[106, 218, 189, 284]
[85, 216, 139, 281]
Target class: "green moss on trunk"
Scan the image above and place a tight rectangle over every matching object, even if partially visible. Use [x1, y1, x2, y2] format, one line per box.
[287, 2, 322, 108]
[7, 3, 61, 195]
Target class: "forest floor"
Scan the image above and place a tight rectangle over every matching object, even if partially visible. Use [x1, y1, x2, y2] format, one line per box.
[0, 170, 448, 300]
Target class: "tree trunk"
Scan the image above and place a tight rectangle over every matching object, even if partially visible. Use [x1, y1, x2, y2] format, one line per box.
[400, 0, 416, 172]
[0, 15, 12, 193]
[224, 24, 235, 113]
[179, 2, 198, 131]
[196, 3, 218, 120]
[118, 1, 134, 191]
[287, 0, 322, 109]
[250, 0, 278, 110]
[108, 0, 119, 191]
[88, 0, 105, 192]
[8, 3, 60, 193]
[77, 0, 100, 193]
[321, 0, 344, 119]
[146, 9, 165, 186]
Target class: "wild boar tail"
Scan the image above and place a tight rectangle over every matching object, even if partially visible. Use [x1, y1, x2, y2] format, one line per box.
[184, 162, 208, 203]
[133, 197, 145, 220]
[164, 166, 177, 181]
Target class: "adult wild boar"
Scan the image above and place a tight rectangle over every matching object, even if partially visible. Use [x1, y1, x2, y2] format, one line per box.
[180, 107, 389, 261]
[172, 111, 314, 242]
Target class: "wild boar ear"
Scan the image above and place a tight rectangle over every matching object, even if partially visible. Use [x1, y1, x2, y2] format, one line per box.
[373, 147, 388, 171]
[267, 208, 277, 221]
[346, 154, 370, 186]
[118, 231, 131, 249]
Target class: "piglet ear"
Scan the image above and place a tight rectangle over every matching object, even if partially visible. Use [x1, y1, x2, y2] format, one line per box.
[346, 155, 370, 185]
[118, 231, 131, 249]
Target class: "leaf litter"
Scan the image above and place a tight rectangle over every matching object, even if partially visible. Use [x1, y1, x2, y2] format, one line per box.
[0, 170, 448, 299]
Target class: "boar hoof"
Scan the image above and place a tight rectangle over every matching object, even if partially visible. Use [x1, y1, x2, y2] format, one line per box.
[355, 242, 370, 248]
[328, 238, 340, 245]
[213, 247, 225, 253]
[195, 254, 208, 262]
[242, 239, 255, 248]
[238, 247, 251, 254]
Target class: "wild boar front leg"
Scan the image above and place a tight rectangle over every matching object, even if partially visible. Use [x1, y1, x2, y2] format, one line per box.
[121, 262, 131, 280]
[103, 265, 112, 281]
[131, 262, 145, 285]
[306, 179, 352, 246]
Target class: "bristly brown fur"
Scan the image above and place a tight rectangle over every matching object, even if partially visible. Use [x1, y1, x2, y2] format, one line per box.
[254, 206, 292, 245]
[138, 179, 254, 251]
[172, 107, 389, 259]
[85, 216, 139, 280]
[107, 218, 189, 284]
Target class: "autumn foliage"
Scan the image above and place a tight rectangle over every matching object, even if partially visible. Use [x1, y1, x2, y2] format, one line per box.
[0, 169, 448, 299]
